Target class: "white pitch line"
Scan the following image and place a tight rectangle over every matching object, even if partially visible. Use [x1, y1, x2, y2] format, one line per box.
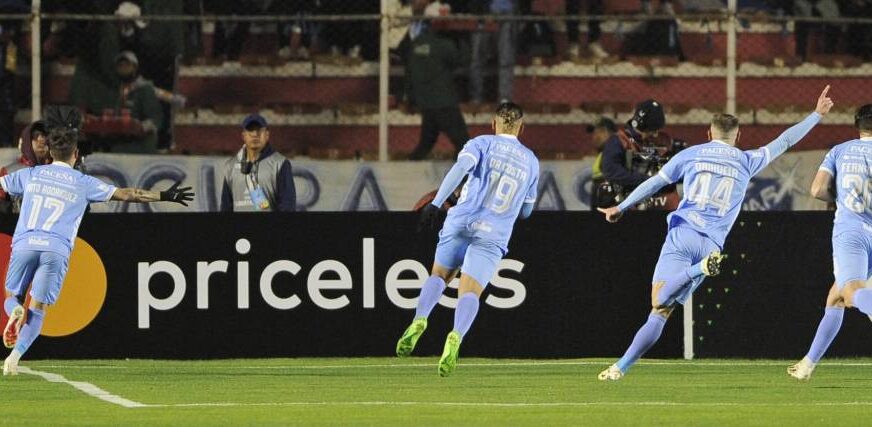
[29, 360, 872, 370]
[17, 365, 872, 410]
[151, 400, 872, 408]
[18, 367, 148, 408]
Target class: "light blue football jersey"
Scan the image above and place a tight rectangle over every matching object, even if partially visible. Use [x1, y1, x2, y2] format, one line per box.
[819, 137, 872, 231]
[655, 112, 821, 247]
[657, 141, 769, 246]
[444, 134, 540, 246]
[0, 162, 116, 256]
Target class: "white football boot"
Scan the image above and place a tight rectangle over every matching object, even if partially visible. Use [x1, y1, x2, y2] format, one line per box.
[597, 364, 624, 381]
[787, 356, 815, 380]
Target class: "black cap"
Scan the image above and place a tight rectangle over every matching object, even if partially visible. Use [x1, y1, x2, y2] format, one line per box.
[115, 50, 139, 67]
[629, 99, 665, 132]
[586, 117, 617, 133]
[242, 113, 268, 130]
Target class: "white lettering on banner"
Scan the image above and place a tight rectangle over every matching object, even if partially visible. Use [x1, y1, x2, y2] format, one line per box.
[487, 259, 527, 309]
[260, 260, 302, 309]
[385, 260, 429, 309]
[196, 261, 229, 309]
[236, 239, 251, 308]
[138, 261, 187, 328]
[363, 238, 375, 308]
[136, 238, 529, 328]
[307, 260, 353, 310]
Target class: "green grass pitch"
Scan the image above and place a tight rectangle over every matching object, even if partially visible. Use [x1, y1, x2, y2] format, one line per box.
[4, 357, 872, 425]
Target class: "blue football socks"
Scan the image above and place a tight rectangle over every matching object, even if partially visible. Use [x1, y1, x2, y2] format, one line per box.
[616, 314, 668, 373]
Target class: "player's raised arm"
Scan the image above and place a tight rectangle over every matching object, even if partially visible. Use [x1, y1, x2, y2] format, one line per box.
[598, 149, 688, 223]
[111, 182, 194, 206]
[762, 85, 833, 162]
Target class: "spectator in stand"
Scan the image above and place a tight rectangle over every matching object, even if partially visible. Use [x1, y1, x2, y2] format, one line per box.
[842, 0, 871, 60]
[277, 0, 322, 60]
[113, 51, 163, 154]
[470, 0, 518, 104]
[0, 0, 25, 147]
[0, 121, 51, 214]
[792, 0, 841, 61]
[404, 0, 470, 160]
[567, 0, 608, 59]
[221, 114, 296, 212]
[621, 0, 685, 61]
[320, 0, 380, 60]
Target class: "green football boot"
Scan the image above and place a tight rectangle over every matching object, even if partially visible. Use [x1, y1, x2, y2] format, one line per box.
[438, 331, 462, 377]
[396, 318, 428, 357]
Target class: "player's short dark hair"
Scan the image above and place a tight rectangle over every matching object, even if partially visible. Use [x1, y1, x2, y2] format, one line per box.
[711, 113, 740, 134]
[47, 128, 78, 161]
[855, 104, 872, 131]
[495, 102, 524, 130]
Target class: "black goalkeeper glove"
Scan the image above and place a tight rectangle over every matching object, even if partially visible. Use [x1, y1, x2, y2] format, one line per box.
[160, 182, 195, 207]
[417, 204, 441, 233]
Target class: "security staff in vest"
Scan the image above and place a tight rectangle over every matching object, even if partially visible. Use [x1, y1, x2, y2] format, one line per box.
[404, 0, 469, 160]
[220, 114, 296, 212]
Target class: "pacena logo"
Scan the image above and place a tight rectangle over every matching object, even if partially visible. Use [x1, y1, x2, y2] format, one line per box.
[137, 238, 527, 328]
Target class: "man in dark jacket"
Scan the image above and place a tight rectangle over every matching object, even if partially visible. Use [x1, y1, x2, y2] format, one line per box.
[598, 99, 682, 210]
[113, 51, 163, 154]
[405, 0, 470, 160]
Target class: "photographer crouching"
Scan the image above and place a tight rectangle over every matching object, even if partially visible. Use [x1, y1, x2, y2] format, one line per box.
[594, 100, 686, 210]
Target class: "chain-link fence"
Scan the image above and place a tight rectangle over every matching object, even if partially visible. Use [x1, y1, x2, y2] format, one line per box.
[3, 0, 870, 160]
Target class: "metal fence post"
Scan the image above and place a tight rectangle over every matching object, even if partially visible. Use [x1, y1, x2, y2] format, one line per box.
[31, 0, 41, 121]
[726, 0, 737, 115]
[378, 0, 390, 162]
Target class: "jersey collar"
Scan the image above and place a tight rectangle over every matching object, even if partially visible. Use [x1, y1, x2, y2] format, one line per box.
[861, 136, 872, 141]
[497, 133, 519, 141]
[51, 161, 73, 169]
[711, 139, 729, 145]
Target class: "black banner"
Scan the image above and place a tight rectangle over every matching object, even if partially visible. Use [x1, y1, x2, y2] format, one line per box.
[5, 212, 870, 360]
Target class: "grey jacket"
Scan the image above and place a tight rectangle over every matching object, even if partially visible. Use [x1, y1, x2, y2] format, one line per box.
[220, 145, 296, 212]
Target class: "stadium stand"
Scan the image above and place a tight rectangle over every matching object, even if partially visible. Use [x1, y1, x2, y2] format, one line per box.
[19, 2, 871, 159]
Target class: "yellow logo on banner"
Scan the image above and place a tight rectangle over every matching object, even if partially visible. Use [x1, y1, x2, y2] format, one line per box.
[41, 238, 107, 337]
[0, 235, 107, 337]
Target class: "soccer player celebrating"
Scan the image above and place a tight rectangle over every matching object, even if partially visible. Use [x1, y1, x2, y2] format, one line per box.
[788, 104, 872, 380]
[395, 102, 540, 377]
[2, 107, 193, 376]
[597, 86, 834, 381]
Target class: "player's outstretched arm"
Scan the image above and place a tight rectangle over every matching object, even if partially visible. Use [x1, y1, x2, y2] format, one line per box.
[418, 156, 475, 231]
[597, 174, 670, 223]
[763, 85, 833, 161]
[810, 170, 836, 202]
[111, 182, 195, 206]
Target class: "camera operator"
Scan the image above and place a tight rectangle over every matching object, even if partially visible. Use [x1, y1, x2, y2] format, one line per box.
[597, 100, 685, 210]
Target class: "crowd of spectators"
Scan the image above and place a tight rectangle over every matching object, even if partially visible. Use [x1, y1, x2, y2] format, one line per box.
[0, 0, 864, 156]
